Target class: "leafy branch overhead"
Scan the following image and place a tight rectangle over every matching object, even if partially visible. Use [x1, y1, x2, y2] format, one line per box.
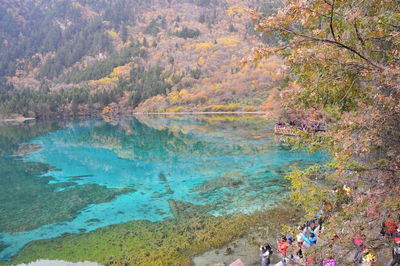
[248, 0, 399, 69]
[247, 0, 400, 262]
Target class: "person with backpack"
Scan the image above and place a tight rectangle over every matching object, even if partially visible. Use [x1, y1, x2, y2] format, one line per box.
[301, 229, 317, 249]
[390, 243, 400, 266]
[260, 243, 273, 266]
[309, 231, 318, 245]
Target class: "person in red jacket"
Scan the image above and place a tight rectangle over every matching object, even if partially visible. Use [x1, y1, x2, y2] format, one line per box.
[277, 236, 289, 257]
[382, 217, 399, 236]
[394, 228, 400, 245]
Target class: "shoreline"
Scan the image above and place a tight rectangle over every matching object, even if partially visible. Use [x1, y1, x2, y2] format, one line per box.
[0, 117, 36, 123]
[0, 112, 272, 124]
[192, 233, 274, 266]
[132, 111, 269, 115]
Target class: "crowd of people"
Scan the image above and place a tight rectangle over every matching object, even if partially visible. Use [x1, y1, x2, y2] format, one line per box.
[259, 210, 332, 266]
[274, 120, 327, 134]
[258, 185, 400, 266]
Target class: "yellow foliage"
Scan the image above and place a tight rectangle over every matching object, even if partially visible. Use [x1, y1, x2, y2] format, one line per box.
[243, 106, 257, 112]
[194, 42, 216, 52]
[110, 64, 131, 78]
[167, 90, 181, 105]
[90, 77, 118, 87]
[71, 2, 84, 9]
[212, 84, 225, 95]
[207, 115, 240, 122]
[190, 91, 208, 104]
[179, 89, 189, 97]
[166, 106, 184, 112]
[107, 30, 120, 41]
[153, 95, 165, 101]
[217, 37, 239, 48]
[226, 4, 247, 18]
[204, 104, 240, 112]
[179, 89, 190, 103]
[261, 92, 276, 110]
[102, 106, 111, 114]
[197, 57, 205, 66]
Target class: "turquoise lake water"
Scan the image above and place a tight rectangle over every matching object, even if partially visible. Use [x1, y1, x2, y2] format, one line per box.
[0, 115, 328, 260]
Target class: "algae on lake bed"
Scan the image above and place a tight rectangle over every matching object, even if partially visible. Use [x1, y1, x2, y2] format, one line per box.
[0, 122, 133, 233]
[10, 201, 302, 266]
[0, 155, 132, 233]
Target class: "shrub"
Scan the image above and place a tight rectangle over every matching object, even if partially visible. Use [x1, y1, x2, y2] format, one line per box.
[203, 104, 240, 112]
[243, 106, 257, 112]
[167, 106, 184, 113]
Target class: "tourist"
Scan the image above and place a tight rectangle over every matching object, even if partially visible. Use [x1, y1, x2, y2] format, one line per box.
[380, 221, 387, 236]
[353, 233, 366, 263]
[317, 217, 324, 233]
[343, 185, 351, 196]
[393, 228, 400, 245]
[301, 231, 314, 249]
[312, 123, 318, 131]
[361, 249, 376, 265]
[324, 201, 333, 212]
[322, 257, 337, 266]
[316, 207, 325, 231]
[277, 236, 289, 257]
[385, 217, 399, 237]
[309, 231, 317, 245]
[260, 243, 273, 266]
[296, 226, 305, 258]
[287, 234, 294, 245]
[390, 243, 400, 266]
[332, 186, 341, 194]
[306, 254, 315, 266]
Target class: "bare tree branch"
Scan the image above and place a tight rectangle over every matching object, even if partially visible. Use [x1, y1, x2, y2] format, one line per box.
[329, 0, 337, 41]
[353, 19, 366, 50]
[278, 27, 384, 70]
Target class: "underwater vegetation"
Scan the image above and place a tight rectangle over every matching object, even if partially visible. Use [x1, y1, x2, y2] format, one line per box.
[10, 200, 302, 266]
[0, 153, 131, 233]
[0, 121, 132, 233]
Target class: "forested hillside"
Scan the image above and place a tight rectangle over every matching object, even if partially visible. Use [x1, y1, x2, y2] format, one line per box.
[0, 0, 282, 119]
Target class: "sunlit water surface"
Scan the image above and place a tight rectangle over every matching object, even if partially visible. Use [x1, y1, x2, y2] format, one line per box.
[0, 115, 328, 260]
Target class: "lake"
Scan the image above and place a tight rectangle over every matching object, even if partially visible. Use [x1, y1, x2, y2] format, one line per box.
[0, 115, 327, 262]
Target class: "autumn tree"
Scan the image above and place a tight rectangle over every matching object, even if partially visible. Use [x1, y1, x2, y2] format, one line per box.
[248, 0, 400, 262]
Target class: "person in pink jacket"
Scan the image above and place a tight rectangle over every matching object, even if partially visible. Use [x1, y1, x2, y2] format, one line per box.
[322, 257, 336, 266]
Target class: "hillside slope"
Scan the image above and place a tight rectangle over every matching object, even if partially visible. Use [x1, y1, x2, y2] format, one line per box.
[0, 0, 283, 119]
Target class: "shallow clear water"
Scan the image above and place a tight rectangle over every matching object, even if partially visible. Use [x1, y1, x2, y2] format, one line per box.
[0, 115, 328, 260]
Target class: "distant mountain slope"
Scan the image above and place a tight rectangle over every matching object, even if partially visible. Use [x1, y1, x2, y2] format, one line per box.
[0, 0, 283, 119]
